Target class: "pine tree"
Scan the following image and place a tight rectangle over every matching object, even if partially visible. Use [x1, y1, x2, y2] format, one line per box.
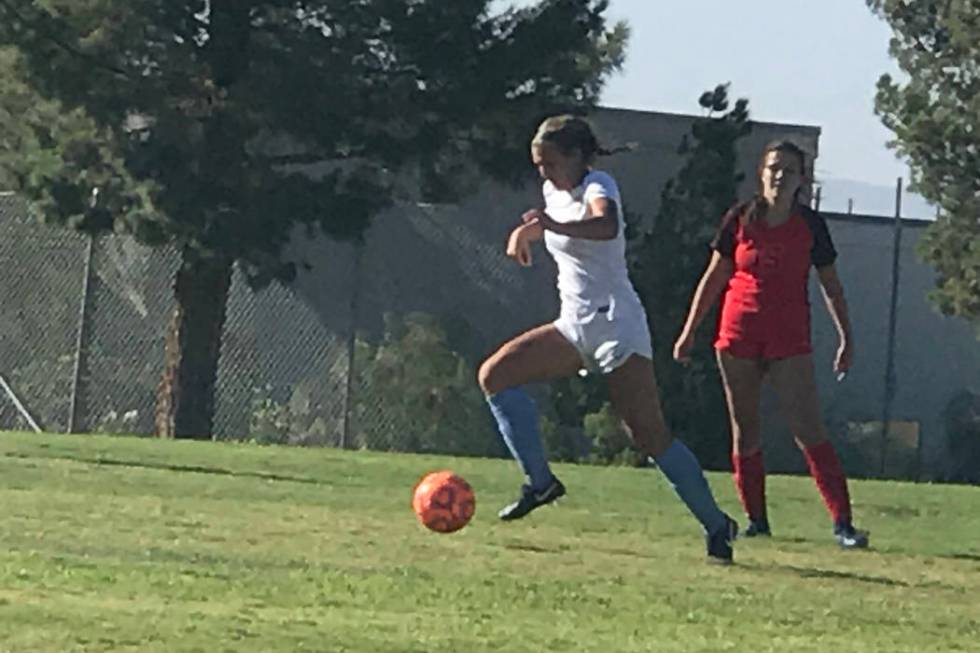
[0, 0, 628, 437]
[629, 84, 751, 467]
[868, 0, 980, 331]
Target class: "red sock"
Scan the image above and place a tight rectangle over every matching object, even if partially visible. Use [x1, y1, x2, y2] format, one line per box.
[732, 449, 767, 521]
[803, 440, 852, 524]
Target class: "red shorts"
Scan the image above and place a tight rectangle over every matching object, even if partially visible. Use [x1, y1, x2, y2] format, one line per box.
[714, 334, 812, 360]
[714, 307, 812, 360]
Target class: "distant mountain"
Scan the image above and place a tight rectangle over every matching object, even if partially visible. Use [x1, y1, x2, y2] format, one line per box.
[815, 178, 937, 220]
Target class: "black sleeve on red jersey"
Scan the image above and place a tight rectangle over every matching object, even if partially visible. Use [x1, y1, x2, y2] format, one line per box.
[710, 206, 741, 259]
[801, 207, 837, 268]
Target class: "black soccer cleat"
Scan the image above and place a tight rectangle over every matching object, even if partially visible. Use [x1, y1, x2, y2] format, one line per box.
[834, 520, 870, 549]
[498, 477, 566, 521]
[744, 517, 772, 537]
[706, 514, 739, 565]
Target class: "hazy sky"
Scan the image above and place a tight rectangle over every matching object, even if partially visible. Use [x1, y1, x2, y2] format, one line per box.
[502, 0, 911, 189]
[596, 0, 908, 188]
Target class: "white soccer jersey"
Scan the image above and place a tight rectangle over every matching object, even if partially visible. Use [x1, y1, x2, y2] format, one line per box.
[542, 170, 641, 313]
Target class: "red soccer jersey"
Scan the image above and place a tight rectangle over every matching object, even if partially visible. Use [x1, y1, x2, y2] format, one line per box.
[710, 205, 837, 358]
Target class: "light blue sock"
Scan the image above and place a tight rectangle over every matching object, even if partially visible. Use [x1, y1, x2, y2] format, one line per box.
[487, 387, 554, 491]
[655, 439, 727, 534]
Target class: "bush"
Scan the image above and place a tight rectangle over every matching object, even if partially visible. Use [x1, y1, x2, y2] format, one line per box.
[241, 313, 502, 454]
[582, 402, 646, 467]
[944, 389, 980, 483]
[248, 385, 293, 445]
[539, 412, 583, 463]
[348, 312, 504, 457]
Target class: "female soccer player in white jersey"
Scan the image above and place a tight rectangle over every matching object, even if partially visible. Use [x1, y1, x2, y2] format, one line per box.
[478, 115, 738, 563]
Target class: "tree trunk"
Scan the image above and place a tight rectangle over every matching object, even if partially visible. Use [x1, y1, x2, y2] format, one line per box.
[156, 0, 247, 439]
[155, 249, 234, 439]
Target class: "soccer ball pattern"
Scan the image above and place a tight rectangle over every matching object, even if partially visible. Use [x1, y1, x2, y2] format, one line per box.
[412, 471, 475, 533]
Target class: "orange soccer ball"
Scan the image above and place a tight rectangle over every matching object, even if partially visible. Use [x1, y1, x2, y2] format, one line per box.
[412, 471, 476, 533]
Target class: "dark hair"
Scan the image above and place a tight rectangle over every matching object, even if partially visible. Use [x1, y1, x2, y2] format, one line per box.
[742, 140, 808, 224]
[531, 115, 633, 162]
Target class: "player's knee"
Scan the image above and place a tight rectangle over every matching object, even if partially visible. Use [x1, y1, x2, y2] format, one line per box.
[784, 411, 825, 445]
[643, 430, 672, 458]
[477, 358, 503, 396]
[621, 413, 672, 458]
[732, 429, 762, 456]
[793, 427, 827, 449]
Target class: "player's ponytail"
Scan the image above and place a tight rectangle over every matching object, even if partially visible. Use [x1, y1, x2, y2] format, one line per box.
[596, 143, 638, 157]
[532, 115, 635, 162]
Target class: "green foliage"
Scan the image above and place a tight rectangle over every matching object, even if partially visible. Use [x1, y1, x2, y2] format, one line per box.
[247, 386, 293, 446]
[868, 1, 980, 331]
[93, 408, 141, 436]
[240, 312, 504, 455]
[349, 312, 504, 457]
[0, 1, 629, 438]
[582, 402, 645, 466]
[628, 84, 751, 469]
[0, 1, 628, 285]
[539, 411, 582, 463]
[545, 371, 607, 433]
[541, 372, 639, 465]
[242, 379, 340, 448]
[943, 388, 980, 483]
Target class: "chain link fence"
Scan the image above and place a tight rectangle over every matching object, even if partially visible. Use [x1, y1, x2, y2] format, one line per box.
[214, 264, 351, 446]
[81, 236, 178, 435]
[0, 193, 976, 481]
[0, 196, 87, 433]
[0, 193, 526, 458]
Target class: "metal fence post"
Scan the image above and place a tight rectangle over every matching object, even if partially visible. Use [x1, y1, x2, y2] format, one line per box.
[67, 234, 96, 434]
[340, 241, 363, 449]
[879, 178, 904, 476]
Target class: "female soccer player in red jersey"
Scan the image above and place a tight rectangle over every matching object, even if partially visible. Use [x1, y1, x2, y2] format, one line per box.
[673, 140, 869, 549]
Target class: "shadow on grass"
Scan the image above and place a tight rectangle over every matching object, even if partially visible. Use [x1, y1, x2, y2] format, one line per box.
[941, 553, 980, 563]
[498, 542, 568, 555]
[3, 451, 325, 486]
[741, 561, 909, 587]
[787, 565, 908, 586]
[496, 540, 669, 561]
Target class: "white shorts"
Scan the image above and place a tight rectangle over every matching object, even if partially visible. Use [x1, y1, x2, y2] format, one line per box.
[553, 295, 653, 374]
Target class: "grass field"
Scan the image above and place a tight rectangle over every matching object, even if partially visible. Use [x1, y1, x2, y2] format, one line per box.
[1, 431, 978, 652]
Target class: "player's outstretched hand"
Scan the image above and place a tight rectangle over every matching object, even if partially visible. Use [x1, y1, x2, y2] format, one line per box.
[506, 225, 534, 267]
